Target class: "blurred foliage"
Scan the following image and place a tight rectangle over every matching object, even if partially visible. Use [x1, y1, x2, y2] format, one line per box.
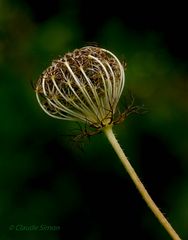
[0, 0, 188, 239]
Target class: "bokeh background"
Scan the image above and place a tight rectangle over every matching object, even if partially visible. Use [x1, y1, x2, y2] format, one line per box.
[0, 0, 188, 239]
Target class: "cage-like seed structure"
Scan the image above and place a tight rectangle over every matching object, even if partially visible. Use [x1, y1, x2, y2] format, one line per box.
[36, 46, 125, 128]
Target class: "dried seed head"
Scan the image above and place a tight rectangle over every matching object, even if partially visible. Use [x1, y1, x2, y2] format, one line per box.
[35, 46, 125, 128]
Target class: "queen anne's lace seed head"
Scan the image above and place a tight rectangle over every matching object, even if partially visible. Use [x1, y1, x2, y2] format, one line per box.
[35, 46, 125, 128]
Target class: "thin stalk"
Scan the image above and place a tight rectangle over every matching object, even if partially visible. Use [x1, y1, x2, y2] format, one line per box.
[103, 125, 181, 240]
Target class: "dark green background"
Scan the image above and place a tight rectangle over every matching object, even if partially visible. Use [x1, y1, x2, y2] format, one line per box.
[0, 0, 188, 239]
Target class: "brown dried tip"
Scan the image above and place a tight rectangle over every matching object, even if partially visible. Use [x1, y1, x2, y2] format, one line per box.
[35, 46, 125, 128]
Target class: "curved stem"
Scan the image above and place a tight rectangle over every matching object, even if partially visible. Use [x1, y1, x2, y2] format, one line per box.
[103, 125, 181, 240]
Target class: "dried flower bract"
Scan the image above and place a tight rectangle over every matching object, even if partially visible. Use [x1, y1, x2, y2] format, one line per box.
[35, 46, 125, 128]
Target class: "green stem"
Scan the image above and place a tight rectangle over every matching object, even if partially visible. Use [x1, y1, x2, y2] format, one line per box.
[103, 125, 181, 240]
